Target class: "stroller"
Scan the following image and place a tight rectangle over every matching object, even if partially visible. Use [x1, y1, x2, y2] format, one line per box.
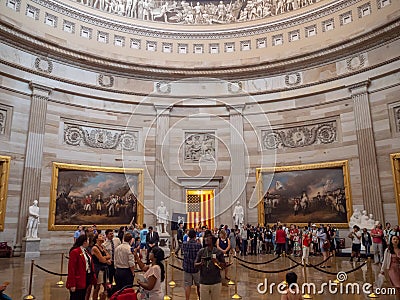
[110, 285, 138, 300]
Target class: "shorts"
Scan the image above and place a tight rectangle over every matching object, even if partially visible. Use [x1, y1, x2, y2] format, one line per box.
[352, 244, 361, 252]
[140, 243, 147, 249]
[184, 272, 200, 287]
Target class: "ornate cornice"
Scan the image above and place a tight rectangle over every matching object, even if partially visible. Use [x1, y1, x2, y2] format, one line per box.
[0, 17, 399, 80]
[30, 0, 361, 38]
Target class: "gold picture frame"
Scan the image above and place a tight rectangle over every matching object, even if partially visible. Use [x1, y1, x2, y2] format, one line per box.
[0, 156, 11, 231]
[49, 162, 144, 231]
[256, 160, 352, 228]
[391, 153, 400, 222]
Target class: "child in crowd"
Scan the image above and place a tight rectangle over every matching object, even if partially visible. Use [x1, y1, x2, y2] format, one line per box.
[293, 233, 301, 257]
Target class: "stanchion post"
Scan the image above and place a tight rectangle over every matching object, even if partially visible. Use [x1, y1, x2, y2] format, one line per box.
[302, 261, 312, 299]
[23, 259, 36, 300]
[56, 253, 64, 287]
[228, 251, 235, 286]
[367, 257, 378, 298]
[231, 252, 242, 299]
[169, 253, 176, 288]
[163, 258, 172, 300]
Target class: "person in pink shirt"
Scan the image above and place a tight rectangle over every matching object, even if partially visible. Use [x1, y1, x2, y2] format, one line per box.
[371, 223, 384, 264]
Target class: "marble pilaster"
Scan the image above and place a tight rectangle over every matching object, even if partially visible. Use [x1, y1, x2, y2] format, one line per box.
[154, 105, 172, 232]
[349, 81, 384, 224]
[14, 82, 51, 256]
[228, 104, 247, 225]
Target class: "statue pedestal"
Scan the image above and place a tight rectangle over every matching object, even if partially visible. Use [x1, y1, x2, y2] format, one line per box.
[158, 232, 171, 257]
[22, 238, 41, 259]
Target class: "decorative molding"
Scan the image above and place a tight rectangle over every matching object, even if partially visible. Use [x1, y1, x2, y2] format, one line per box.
[184, 132, 216, 162]
[261, 121, 337, 150]
[34, 57, 53, 73]
[346, 54, 366, 71]
[98, 74, 114, 87]
[64, 123, 139, 151]
[377, 0, 391, 9]
[285, 72, 302, 86]
[0, 17, 398, 80]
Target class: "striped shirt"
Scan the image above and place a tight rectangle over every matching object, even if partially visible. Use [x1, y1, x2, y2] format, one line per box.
[183, 239, 202, 273]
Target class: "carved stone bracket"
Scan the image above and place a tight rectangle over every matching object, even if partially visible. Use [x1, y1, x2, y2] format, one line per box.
[184, 132, 216, 162]
[64, 124, 138, 151]
[261, 121, 337, 150]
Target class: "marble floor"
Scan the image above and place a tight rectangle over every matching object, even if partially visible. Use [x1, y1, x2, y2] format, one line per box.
[0, 253, 399, 300]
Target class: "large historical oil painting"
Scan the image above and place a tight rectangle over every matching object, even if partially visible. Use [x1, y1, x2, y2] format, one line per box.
[0, 156, 10, 231]
[257, 160, 352, 227]
[391, 153, 400, 222]
[49, 163, 143, 230]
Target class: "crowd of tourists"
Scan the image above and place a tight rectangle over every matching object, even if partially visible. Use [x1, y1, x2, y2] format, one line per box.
[65, 220, 400, 300]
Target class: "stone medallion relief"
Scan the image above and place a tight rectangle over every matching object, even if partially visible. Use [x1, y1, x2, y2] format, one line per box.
[184, 132, 215, 162]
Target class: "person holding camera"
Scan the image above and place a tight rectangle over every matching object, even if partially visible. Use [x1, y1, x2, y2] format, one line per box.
[348, 225, 362, 262]
[194, 232, 226, 300]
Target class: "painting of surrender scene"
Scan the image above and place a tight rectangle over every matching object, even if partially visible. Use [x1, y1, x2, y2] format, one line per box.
[258, 161, 351, 226]
[49, 163, 143, 230]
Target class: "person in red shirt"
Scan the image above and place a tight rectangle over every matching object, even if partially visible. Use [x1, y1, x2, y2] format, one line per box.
[66, 235, 97, 300]
[275, 225, 286, 256]
[371, 223, 384, 264]
[302, 230, 312, 265]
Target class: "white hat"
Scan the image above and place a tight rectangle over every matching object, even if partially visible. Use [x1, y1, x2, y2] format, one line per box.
[312, 224, 317, 227]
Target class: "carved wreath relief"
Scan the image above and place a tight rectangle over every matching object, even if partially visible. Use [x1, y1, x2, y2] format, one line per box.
[184, 132, 216, 162]
[395, 106, 400, 133]
[64, 124, 138, 151]
[262, 121, 337, 150]
[0, 109, 6, 135]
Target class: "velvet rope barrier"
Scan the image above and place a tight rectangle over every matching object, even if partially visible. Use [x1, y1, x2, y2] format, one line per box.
[238, 261, 301, 274]
[234, 254, 281, 265]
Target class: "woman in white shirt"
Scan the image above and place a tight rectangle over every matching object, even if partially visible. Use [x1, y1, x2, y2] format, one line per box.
[133, 246, 165, 300]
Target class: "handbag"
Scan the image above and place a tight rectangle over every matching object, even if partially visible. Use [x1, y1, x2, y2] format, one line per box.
[137, 286, 150, 300]
[376, 273, 385, 288]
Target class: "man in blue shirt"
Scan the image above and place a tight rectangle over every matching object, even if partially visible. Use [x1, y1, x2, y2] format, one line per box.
[183, 229, 202, 300]
[139, 223, 148, 259]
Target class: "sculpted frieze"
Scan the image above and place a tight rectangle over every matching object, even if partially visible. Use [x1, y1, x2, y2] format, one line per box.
[184, 132, 215, 162]
[64, 124, 138, 151]
[29, 0, 363, 38]
[262, 121, 337, 150]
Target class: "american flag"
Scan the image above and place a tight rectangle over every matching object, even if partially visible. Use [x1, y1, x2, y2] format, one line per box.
[186, 190, 214, 230]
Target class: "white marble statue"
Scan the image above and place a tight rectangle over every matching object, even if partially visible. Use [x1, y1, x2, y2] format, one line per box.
[360, 210, 369, 228]
[349, 208, 377, 230]
[367, 214, 376, 229]
[232, 201, 244, 226]
[156, 201, 169, 233]
[349, 208, 361, 229]
[26, 200, 40, 239]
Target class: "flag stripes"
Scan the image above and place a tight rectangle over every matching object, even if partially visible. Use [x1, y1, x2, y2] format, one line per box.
[186, 190, 214, 230]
